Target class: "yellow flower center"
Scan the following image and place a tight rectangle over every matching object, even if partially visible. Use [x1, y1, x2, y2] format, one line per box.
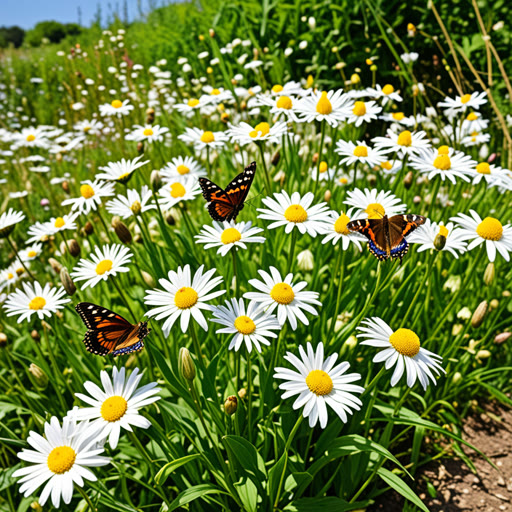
[211, 88, 221, 95]
[80, 184, 95, 199]
[305, 370, 333, 396]
[221, 227, 242, 244]
[476, 162, 490, 175]
[47, 446, 76, 474]
[339, 177, 348, 184]
[334, 213, 350, 235]
[200, 131, 215, 143]
[130, 200, 142, 214]
[143, 128, 154, 136]
[177, 164, 190, 175]
[187, 98, 200, 107]
[100, 396, 128, 422]
[397, 130, 412, 146]
[392, 112, 405, 121]
[54, 217, 65, 228]
[476, 217, 503, 241]
[170, 182, 186, 198]
[27, 250, 37, 258]
[437, 145, 450, 155]
[83, 125, 91, 132]
[433, 155, 451, 170]
[7, 273, 14, 280]
[234, 315, 256, 335]
[29, 296, 46, 310]
[389, 328, 420, 357]
[272, 84, 284, 93]
[96, 259, 113, 275]
[316, 91, 332, 115]
[319, 161, 328, 173]
[174, 286, 199, 309]
[352, 101, 367, 116]
[353, 145, 368, 157]
[284, 204, 308, 223]
[382, 84, 394, 95]
[276, 95, 293, 109]
[381, 161, 392, 170]
[249, 122, 270, 138]
[438, 225, 449, 237]
[460, 94, 472, 104]
[365, 203, 385, 219]
[466, 112, 478, 121]
[111, 99, 123, 108]
[270, 282, 295, 305]
[26, 134, 36, 142]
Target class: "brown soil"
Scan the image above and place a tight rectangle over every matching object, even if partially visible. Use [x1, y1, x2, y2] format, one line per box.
[372, 402, 512, 511]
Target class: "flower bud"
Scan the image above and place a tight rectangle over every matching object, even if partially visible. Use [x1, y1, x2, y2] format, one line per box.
[141, 270, 156, 288]
[350, 73, 360, 84]
[84, 221, 94, 235]
[238, 387, 247, 400]
[29, 363, 48, 389]
[494, 332, 511, 345]
[62, 180, 70, 193]
[166, 213, 176, 226]
[112, 218, 132, 244]
[489, 299, 499, 310]
[31, 330, 40, 341]
[324, 189, 331, 202]
[0, 332, 7, 346]
[451, 324, 463, 336]
[271, 151, 280, 166]
[150, 170, 162, 190]
[297, 249, 314, 272]
[67, 238, 81, 257]
[457, 306, 471, 320]
[178, 347, 196, 381]
[224, 395, 238, 416]
[48, 258, 62, 274]
[209, 28, 215, 38]
[344, 335, 358, 350]
[476, 349, 491, 361]
[60, 267, 76, 295]
[137, 141, 144, 154]
[146, 108, 155, 124]
[452, 372, 462, 384]
[434, 233, 447, 251]
[483, 262, 495, 286]
[403, 171, 414, 189]
[471, 300, 488, 328]
[312, 152, 319, 164]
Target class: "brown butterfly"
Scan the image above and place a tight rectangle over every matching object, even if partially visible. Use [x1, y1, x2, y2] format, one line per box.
[75, 302, 149, 357]
[348, 214, 426, 262]
[198, 162, 256, 222]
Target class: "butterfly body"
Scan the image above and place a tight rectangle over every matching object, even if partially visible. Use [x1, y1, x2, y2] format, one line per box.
[76, 302, 150, 357]
[348, 214, 425, 262]
[199, 162, 256, 222]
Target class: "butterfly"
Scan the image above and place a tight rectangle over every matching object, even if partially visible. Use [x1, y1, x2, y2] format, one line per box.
[75, 302, 150, 357]
[198, 161, 256, 222]
[347, 214, 426, 262]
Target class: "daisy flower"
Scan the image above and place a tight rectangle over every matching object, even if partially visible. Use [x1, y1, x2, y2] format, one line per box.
[461, 131, 491, 147]
[372, 128, 431, 157]
[365, 83, 403, 105]
[157, 176, 201, 210]
[0, 264, 20, 292]
[451, 210, 512, 262]
[74, 119, 104, 135]
[340, 100, 382, 126]
[244, 266, 321, 330]
[71, 244, 133, 290]
[200, 86, 234, 105]
[174, 96, 211, 115]
[274, 342, 364, 428]
[125, 124, 169, 143]
[26, 222, 52, 244]
[335, 140, 386, 167]
[144, 264, 225, 334]
[438, 91, 487, 117]
[106, 185, 156, 219]
[257, 191, 331, 237]
[74, 367, 160, 449]
[309, 161, 337, 182]
[178, 127, 228, 150]
[61, 180, 115, 215]
[268, 81, 306, 97]
[195, 220, 265, 256]
[211, 298, 281, 352]
[96, 155, 150, 184]
[0, 208, 25, 238]
[46, 213, 80, 236]
[11, 127, 51, 150]
[3, 281, 70, 322]
[379, 112, 417, 127]
[160, 156, 206, 181]
[321, 209, 366, 250]
[256, 94, 300, 121]
[470, 162, 509, 187]
[461, 112, 489, 134]
[18, 242, 43, 262]
[407, 219, 467, 258]
[227, 120, 288, 146]
[357, 317, 445, 390]
[409, 147, 476, 184]
[99, 98, 134, 117]
[344, 188, 406, 219]
[294, 89, 350, 127]
[13, 416, 109, 508]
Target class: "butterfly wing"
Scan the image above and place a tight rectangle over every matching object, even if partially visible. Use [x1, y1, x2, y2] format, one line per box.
[111, 322, 150, 357]
[388, 214, 426, 248]
[348, 217, 389, 250]
[223, 161, 256, 220]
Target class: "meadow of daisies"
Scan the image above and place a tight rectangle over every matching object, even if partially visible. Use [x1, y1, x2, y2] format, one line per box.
[0, 1, 512, 511]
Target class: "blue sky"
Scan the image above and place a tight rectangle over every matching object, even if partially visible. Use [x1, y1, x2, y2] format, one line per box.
[3, 0, 166, 29]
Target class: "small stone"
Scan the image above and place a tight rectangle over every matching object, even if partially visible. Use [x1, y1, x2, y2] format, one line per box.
[462, 488, 470, 494]
[494, 494, 509, 502]
[497, 477, 505, 487]
[499, 506, 506, 511]
[442, 489, 451, 502]
[454, 475, 463, 481]
[472, 476, 480, 484]
[419, 493, 426, 500]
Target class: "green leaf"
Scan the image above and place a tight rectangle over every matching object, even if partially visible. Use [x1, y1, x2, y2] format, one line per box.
[167, 484, 229, 512]
[155, 453, 201, 485]
[377, 467, 429, 512]
[235, 477, 259, 512]
[285, 497, 370, 512]
[268, 453, 287, 505]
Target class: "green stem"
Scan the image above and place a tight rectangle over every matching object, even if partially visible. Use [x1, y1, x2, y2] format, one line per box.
[313, 121, 326, 199]
[5, 236, 36, 281]
[77, 485, 96, 512]
[257, 142, 272, 195]
[110, 275, 137, 322]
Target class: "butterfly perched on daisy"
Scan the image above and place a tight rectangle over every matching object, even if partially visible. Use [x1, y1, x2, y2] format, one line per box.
[75, 302, 150, 356]
[198, 161, 256, 222]
[348, 214, 426, 262]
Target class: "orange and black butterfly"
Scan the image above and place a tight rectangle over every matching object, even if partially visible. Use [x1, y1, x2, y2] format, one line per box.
[348, 214, 426, 262]
[75, 302, 150, 357]
[198, 161, 256, 222]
